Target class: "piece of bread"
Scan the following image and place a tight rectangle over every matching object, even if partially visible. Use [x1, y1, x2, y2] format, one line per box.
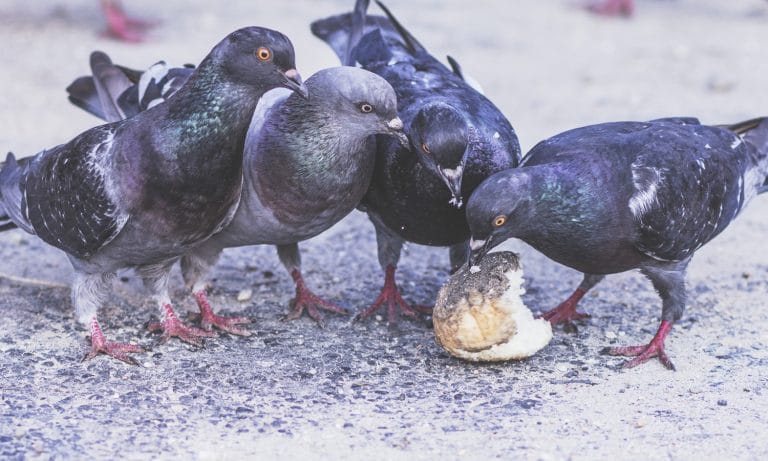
[433, 251, 552, 362]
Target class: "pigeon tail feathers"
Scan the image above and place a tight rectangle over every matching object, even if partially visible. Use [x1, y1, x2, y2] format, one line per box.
[89, 51, 134, 122]
[67, 54, 194, 123]
[66, 76, 106, 120]
[0, 152, 29, 233]
[310, 2, 422, 65]
[738, 117, 768, 193]
[374, 1, 425, 54]
[345, 0, 371, 66]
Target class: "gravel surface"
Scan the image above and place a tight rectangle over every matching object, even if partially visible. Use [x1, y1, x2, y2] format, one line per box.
[1, 1, 767, 459]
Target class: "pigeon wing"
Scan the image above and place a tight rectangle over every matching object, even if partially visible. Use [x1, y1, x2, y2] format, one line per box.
[20, 125, 129, 259]
[631, 127, 748, 262]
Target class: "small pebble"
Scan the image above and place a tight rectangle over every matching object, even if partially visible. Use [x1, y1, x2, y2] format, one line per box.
[605, 331, 617, 340]
[717, 399, 728, 406]
[236, 289, 253, 302]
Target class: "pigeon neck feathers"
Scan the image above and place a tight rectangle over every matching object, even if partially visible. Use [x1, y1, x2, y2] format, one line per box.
[245, 88, 376, 226]
[162, 58, 261, 143]
[250, 92, 373, 192]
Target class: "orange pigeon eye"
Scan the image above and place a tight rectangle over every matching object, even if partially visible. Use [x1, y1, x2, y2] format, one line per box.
[493, 215, 507, 227]
[360, 103, 373, 113]
[256, 47, 272, 61]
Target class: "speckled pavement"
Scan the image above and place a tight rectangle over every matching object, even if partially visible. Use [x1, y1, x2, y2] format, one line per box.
[1, 1, 767, 459]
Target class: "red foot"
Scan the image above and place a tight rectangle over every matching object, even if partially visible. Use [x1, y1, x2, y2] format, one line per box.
[82, 317, 144, 365]
[100, 0, 157, 42]
[541, 288, 590, 324]
[355, 265, 432, 324]
[147, 304, 217, 347]
[283, 270, 348, 327]
[605, 320, 675, 370]
[586, 0, 634, 17]
[194, 290, 252, 336]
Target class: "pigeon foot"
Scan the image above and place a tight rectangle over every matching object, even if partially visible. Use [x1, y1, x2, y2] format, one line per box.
[541, 288, 590, 324]
[101, 0, 158, 42]
[147, 304, 217, 347]
[282, 270, 348, 327]
[83, 317, 144, 365]
[585, 0, 634, 17]
[604, 320, 675, 370]
[355, 265, 432, 324]
[194, 291, 252, 336]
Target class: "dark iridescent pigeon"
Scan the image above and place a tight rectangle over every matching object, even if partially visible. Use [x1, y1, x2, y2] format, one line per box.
[467, 117, 768, 370]
[67, 53, 406, 329]
[312, 0, 521, 323]
[0, 27, 308, 364]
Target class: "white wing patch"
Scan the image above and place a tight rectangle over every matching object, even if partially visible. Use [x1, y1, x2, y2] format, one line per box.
[138, 61, 170, 101]
[629, 165, 661, 218]
[742, 167, 763, 205]
[86, 127, 128, 230]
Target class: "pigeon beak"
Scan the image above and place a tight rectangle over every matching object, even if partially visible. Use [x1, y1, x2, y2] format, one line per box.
[388, 117, 403, 131]
[385, 117, 409, 147]
[438, 165, 464, 208]
[469, 236, 492, 266]
[282, 68, 309, 100]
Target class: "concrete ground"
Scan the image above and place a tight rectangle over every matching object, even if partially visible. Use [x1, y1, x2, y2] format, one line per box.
[1, 0, 767, 459]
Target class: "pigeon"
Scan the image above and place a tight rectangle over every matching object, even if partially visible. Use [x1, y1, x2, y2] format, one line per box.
[67, 54, 406, 328]
[0, 26, 308, 364]
[467, 116, 768, 370]
[100, 0, 158, 42]
[586, 0, 634, 17]
[311, 0, 521, 323]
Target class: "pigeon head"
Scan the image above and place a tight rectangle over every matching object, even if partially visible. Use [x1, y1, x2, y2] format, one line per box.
[466, 170, 532, 265]
[212, 26, 308, 99]
[409, 104, 472, 208]
[308, 67, 405, 144]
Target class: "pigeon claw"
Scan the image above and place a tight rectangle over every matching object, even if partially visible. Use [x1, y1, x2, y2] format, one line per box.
[83, 317, 144, 365]
[606, 344, 675, 371]
[194, 291, 252, 336]
[147, 304, 217, 347]
[355, 265, 432, 324]
[282, 270, 348, 327]
[83, 339, 144, 366]
[200, 312, 252, 337]
[603, 320, 676, 370]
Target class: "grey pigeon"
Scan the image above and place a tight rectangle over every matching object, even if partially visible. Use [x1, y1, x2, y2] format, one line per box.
[0, 27, 308, 364]
[67, 56, 406, 328]
[312, 0, 521, 323]
[467, 117, 768, 370]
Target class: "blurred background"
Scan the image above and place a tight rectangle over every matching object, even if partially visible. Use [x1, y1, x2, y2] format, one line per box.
[1, 1, 767, 459]
[1, 0, 767, 157]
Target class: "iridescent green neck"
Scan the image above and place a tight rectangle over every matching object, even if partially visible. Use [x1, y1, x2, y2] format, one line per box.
[166, 62, 261, 152]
